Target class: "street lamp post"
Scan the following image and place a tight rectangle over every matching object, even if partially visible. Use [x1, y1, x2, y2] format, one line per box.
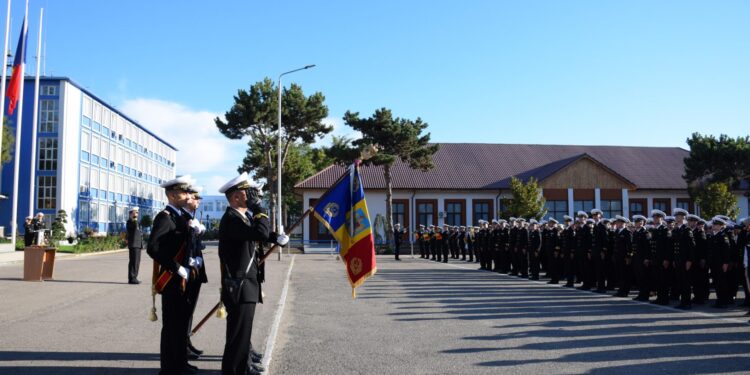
[277, 64, 315, 260]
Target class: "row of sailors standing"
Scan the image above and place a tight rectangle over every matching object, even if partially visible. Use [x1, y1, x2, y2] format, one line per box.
[413, 208, 750, 312]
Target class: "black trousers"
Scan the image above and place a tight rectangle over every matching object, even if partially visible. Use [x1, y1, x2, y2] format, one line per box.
[128, 247, 141, 282]
[656, 263, 674, 302]
[394, 242, 401, 260]
[186, 282, 202, 337]
[691, 262, 710, 302]
[160, 281, 190, 374]
[675, 261, 691, 305]
[222, 302, 257, 375]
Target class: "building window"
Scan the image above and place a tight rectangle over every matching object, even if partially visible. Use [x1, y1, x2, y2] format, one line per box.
[79, 165, 90, 195]
[445, 200, 465, 226]
[630, 201, 645, 217]
[90, 202, 99, 222]
[83, 96, 93, 118]
[392, 201, 406, 227]
[544, 200, 568, 222]
[40, 99, 59, 132]
[417, 200, 436, 227]
[41, 85, 57, 96]
[574, 200, 594, 214]
[79, 200, 89, 222]
[601, 199, 622, 218]
[37, 176, 57, 209]
[473, 200, 492, 225]
[653, 198, 671, 214]
[38, 138, 58, 170]
[676, 198, 693, 213]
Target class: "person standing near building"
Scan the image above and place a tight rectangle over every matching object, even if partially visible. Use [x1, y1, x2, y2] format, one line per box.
[31, 212, 46, 245]
[393, 223, 403, 261]
[23, 216, 34, 247]
[688, 215, 709, 304]
[632, 215, 653, 301]
[650, 209, 673, 305]
[416, 224, 426, 258]
[183, 184, 208, 359]
[612, 216, 633, 297]
[672, 209, 696, 309]
[218, 172, 288, 375]
[528, 219, 542, 280]
[146, 175, 195, 374]
[126, 207, 143, 284]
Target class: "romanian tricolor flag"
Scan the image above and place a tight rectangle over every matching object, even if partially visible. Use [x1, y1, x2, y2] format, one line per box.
[313, 162, 376, 297]
[6, 17, 28, 115]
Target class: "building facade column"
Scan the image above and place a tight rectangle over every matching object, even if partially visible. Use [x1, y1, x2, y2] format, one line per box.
[567, 188, 574, 217]
[646, 197, 654, 214]
[594, 188, 601, 210]
[622, 188, 629, 218]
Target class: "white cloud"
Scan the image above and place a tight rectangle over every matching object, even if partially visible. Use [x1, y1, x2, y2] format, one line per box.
[119, 98, 246, 195]
[316, 116, 362, 147]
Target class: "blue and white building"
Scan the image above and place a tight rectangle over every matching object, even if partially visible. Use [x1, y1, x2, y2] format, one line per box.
[194, 195, 228, 230]
[0, 77, 178, 235]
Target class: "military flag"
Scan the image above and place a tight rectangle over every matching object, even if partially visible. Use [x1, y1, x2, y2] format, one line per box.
[313, 162, 376, 297]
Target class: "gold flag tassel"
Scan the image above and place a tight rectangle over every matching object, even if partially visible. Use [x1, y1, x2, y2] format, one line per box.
[148, 289, 158, 322]
[216, 301, 227, 319]
[352, 287, 356, 299]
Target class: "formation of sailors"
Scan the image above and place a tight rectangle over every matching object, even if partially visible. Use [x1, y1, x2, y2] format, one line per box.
[413, 208, 750, 311]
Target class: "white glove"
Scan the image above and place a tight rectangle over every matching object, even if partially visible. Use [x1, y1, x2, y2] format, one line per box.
[277, 234, 289, 246]
[188, 257, 197, 267]
[195, 256, 203, 268]
[177, 266, 188, 279]
[189, 219, 202, 233]
[198, 223, 206, 234]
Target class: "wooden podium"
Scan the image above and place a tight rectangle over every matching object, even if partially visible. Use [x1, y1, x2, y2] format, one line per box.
[23, 246, 57, 281]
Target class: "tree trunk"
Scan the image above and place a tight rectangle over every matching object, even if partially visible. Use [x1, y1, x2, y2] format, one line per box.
[384, 164, 394, 247]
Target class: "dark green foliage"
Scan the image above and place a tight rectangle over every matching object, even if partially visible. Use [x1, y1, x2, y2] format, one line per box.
[51, 210, 68, 243]
[1, 121, 13, 166]
[503, 177, 547, 220]
[684, 133, 750, 188]
[693, 182, 739, 220]
[140, 214, 153, 229]
[329, 108, 439, 243]
[215, 78, 331, 227]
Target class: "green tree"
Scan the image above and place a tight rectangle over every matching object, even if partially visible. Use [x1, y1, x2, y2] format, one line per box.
[51, 210, 69, 243]
[215, 78, 331, 228]
[502, 177, 547, 220]
[240, 139, 333, 222]
[140, 214, 153, 229]
[330, 108, 439, 245]
[692, 181, 739, 220]
[684, 133, 750, 188]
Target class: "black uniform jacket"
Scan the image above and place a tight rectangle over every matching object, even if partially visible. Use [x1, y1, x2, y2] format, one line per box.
[218, 207, 273, 304]
[147, 206, 190, 276]
[126, 219, 144, 249]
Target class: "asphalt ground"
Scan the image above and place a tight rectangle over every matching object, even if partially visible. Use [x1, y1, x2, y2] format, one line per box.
[2, 249, 750, 374]
[271, 254, 750, 375]
[0, 245, 292, 374]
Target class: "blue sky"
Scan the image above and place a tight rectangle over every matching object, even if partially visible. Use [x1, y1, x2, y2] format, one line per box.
[7, 0, 750, 193]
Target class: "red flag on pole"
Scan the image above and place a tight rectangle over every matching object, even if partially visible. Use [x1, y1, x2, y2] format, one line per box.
[6, 17, 28, 115]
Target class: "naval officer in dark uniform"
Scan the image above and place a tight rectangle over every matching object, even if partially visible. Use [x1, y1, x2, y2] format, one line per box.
[218, 173, 288, 375]
[146, 175, 196, 375]
[126, 207, 144, 284]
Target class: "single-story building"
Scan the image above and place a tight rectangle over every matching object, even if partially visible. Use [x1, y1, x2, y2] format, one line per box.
[295, 143, 750, 244]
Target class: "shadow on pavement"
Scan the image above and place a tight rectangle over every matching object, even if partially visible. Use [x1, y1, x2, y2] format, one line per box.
[359, 265, 750, 374]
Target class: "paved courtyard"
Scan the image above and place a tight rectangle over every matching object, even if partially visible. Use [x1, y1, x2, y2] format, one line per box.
[1, 248, 750, 374]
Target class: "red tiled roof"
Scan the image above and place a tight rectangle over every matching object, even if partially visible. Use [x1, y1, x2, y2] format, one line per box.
[295, 143, 690, 191]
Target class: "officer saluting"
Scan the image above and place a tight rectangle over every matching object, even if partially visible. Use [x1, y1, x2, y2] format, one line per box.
[146, 175, 196, 374]
[218, 172, 289, 375]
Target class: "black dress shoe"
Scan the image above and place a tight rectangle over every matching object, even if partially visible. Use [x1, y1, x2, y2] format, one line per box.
[187, 339, 203, 356]
[250, 348, 264, 360]
[245, 367, 263, 375]
[187, 350, 199, 360]
[128, 280, 141, 284]
[252, 363, 266, 372]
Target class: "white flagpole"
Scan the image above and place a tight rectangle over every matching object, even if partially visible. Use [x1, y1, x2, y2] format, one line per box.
[27, 7, 40, 216]
[0, 0, 11, 178]
[10, 0, 28, 248]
